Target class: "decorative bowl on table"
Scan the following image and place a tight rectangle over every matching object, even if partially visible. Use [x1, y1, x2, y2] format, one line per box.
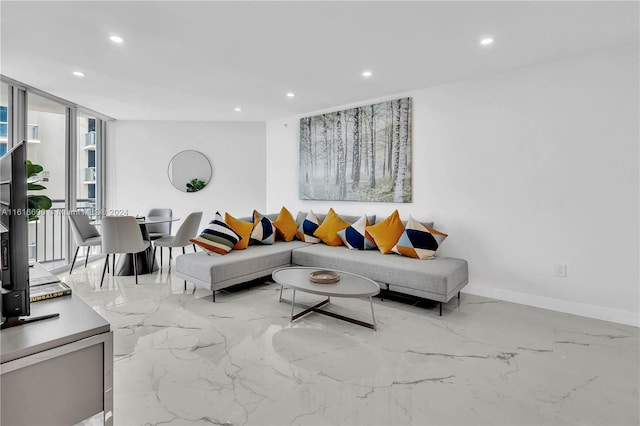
[309, 270, 340, 284]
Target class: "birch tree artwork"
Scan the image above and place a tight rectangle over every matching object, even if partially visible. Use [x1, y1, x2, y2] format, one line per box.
[299, 97, 412, 202]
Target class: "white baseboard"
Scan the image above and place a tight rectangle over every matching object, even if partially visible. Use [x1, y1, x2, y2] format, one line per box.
[463, 283, 639, 328]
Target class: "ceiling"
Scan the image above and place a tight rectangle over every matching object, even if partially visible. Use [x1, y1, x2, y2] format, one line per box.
[1, 1, 638, 122]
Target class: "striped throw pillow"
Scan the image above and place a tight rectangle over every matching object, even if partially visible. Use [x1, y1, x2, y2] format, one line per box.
[190, 212, 241, 255]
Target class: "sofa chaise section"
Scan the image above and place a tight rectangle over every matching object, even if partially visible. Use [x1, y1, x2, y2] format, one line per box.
[176, 241, 307, 300]
[291, 244, 468, 314]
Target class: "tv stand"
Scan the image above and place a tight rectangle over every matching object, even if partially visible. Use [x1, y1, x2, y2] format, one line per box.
[1, 294, 113, 425]
[0, 312, 60, 329]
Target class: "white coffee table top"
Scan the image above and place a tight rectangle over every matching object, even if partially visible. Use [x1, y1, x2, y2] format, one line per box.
[272, 267, 380, 298]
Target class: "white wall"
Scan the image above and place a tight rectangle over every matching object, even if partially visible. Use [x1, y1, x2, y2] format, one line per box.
[265, 45, 639, 326]
[107, 121, 266, 231]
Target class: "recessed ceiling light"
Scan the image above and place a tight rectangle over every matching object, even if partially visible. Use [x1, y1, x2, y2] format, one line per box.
[480, 38, 494, 46]
[362, 70, 372, 77]
[234, 107, 242, 112]
[72, 71, 85, 77]
[286, 92, 295, 98]
[109, 35, 124, 43]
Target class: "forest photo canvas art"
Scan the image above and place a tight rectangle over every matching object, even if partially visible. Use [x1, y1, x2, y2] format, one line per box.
[299, 97, 412, 202]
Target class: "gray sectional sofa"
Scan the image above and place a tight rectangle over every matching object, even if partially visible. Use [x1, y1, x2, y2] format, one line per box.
[175, 213, 469, 315]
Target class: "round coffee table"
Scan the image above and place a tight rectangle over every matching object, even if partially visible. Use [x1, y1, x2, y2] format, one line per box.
[272, 267, 380, 330]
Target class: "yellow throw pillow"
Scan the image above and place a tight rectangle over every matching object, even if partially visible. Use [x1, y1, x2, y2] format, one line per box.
[272, 206, 298, 242]
[313, 208, 350, 246]
[224, 213, 253, 250]
[366, 210, 405, 254]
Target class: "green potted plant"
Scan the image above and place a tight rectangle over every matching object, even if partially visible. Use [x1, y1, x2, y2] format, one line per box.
[26, 160, 52, 221]
[186, 178, 206, 192]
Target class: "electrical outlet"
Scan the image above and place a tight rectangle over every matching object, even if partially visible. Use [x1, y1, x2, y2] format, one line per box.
[555, 264, 567, 277]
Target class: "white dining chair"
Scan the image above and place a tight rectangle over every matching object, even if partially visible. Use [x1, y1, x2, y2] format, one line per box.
[146, 208, 172, 240]
[100, 216, 150, 286]
[153, 211, 203, 269]
[68, 211, 102, 274]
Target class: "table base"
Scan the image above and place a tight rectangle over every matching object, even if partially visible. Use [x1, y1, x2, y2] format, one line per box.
[114, 249, 158, 276]
[285, 288, 377, 331]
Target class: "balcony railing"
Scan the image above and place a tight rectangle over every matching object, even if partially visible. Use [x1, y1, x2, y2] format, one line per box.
[85, 131, 96, 148]
[27, 124, 39, 140]
[84, 167, 96, 182]
[30, 199, 96, 264]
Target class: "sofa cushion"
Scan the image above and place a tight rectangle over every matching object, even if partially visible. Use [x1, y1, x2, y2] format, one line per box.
[296, 211, 376, 228]
[272, 206, 298, 242]
[190, 212, 240, 255]
[296, 210, 321, 243]
[177, 241, 308, 286]
[366, 210, 404, 254]
[251, 210, 276, 245]
[392, 216, 448, 260]
[337, 215, 376, 250]
[313, 208, 350, 246]
[292, 244, 468, 301]
[224, 213, 253, 250]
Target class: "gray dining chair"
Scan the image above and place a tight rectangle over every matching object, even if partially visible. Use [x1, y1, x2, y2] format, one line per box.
[153, 211, 203, 269]
[100, 216, 150, 286]
[146, 208, 172, 240]
[68, 211, 102, 274]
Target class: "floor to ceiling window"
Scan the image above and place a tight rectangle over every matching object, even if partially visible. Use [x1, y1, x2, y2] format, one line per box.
[2, 76, 110, 270]
[0, 83, 8, 157]
[26, 92, 68, 264]
[77, 112, 98, 214]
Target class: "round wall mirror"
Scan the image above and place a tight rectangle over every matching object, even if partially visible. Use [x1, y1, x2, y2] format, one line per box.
[168, 150, 212, 192]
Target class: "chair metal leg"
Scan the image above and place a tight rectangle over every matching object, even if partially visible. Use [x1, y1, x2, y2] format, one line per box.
[70, 247, 80, 274]
[279, 285, 284, 302]
[133, 253, 139, 285]
[458, 291, 461, 308]
[160, 247, 163, 267]
[212, 291, 216, 302]
[152, 246, 157, 270]
[84, 246, 90, 268]
[193, 244, 196, 252]
[112, 254, 116, 276]
[184, 280, 187, 291]
[182, 246, 185, 255]
[169, 247, 172, 260]
[100, 254, 109, 287]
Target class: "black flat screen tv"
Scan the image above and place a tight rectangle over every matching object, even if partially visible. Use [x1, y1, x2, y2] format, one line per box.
[1, 141, 58, 329]
[1, 141, 31, 321]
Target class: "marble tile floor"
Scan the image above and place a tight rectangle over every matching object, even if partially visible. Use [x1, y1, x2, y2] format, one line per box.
[62, 259, 639, 426]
